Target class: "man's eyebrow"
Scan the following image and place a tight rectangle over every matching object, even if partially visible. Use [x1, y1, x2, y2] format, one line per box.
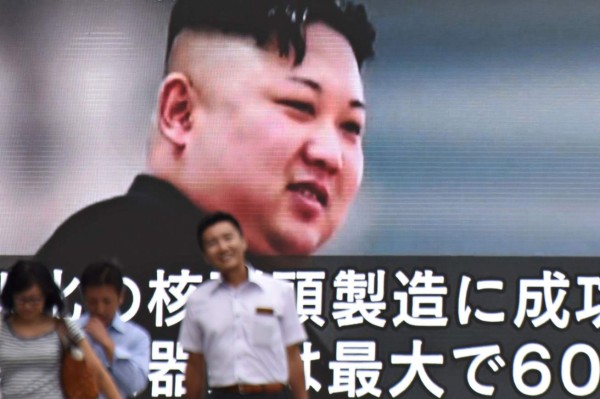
[288, 76, 322, 93]
[350, 99, 366, 110]
[287, 76, 366, 110]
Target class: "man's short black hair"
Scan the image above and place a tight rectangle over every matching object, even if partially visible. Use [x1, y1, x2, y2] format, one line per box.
[197, 211, 244, 252]
[80, 260, 124, 295]
[166, 0, 375, 70]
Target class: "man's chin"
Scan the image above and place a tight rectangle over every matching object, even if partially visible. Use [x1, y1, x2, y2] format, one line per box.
[95, 318, 111, 327]
[248, 228, 329, 256]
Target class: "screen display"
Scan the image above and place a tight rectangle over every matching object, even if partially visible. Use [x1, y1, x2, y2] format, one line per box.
[1, 1, 599, 398]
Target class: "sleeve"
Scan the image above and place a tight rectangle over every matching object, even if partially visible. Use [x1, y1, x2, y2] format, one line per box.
[63, 317, 86, 343]
[178, 303, 204, 354]
[280, 282, 307, 346]
[109, 324, 150, 397]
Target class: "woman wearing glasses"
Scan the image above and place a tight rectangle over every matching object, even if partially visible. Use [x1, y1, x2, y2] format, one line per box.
[0, 260, 119, 399]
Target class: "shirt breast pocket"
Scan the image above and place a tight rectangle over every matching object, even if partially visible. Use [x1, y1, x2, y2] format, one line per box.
[251, 311, 280, 347]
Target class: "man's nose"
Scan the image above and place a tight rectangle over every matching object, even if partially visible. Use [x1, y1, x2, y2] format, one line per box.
[217, 239, 228, 252]
[90, 305, 103, 316]
[302, 123, 343, 174]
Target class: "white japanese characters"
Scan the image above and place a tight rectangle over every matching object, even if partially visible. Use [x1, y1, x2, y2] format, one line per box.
[5, 265, 600, 398]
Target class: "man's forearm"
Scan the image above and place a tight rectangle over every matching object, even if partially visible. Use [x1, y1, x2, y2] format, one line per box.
[185, 378, 204, 399]
[109, 359, 148, 396]
[100, 340, 116, 363]
[287, 345, 308, 399]
[185, 353, 206, 399]
[185, 371, 204, 399]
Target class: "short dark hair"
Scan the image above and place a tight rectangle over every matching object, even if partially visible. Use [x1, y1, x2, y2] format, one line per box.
[166, 0, 376, 70]
[1, 260, 64, 315]
[80, 261, 124, 295]
[197, 211, 243, 252]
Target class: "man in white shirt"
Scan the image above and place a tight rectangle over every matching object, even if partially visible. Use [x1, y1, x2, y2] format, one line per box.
[179, 212, 308, 399]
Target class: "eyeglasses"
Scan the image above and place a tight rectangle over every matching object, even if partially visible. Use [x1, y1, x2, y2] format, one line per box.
[14, 296, 44, 305]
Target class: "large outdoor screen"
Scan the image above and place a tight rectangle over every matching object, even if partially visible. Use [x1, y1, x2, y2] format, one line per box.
[1, 1, 599, 398]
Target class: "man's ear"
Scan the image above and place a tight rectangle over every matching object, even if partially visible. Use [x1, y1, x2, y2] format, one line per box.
[118, 289, 125, 306]
[158, 72, 196, 147]
[240, 235, 248, 253]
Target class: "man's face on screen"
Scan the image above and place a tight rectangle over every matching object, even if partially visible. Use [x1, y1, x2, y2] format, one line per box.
[178, 23, 365, 255]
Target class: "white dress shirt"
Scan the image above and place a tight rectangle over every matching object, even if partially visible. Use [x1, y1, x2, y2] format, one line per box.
[179, 267, 307, 387]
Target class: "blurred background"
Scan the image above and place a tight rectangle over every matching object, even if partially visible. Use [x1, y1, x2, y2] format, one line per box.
[1, 0, 599, 256]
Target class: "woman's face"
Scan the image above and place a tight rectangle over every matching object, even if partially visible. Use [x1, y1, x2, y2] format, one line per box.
[13, 284, 46, 321]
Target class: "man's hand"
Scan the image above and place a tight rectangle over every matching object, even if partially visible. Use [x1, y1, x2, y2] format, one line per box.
[86, 317, 116, 362]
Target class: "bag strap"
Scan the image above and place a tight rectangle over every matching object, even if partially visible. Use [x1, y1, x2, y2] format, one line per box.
[54, 318, 72, 350]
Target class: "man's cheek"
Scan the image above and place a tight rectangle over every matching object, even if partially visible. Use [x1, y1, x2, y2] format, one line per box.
[349, 147, 364, 185]
[337, 167, 362, 203]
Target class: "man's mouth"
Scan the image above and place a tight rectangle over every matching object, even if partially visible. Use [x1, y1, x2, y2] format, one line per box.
[287, 182, 329, 208]
[219, 252, 233, 262]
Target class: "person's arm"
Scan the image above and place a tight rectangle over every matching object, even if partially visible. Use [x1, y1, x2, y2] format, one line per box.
[287, 344, 308, 399]
[84, 317, 115, 361]
[78, 338, 121, 399]
[108, 329, 150, 396]
[86, 317, 150, 396]
[185, 352, 206, 399]
[279, 281, 308, 399]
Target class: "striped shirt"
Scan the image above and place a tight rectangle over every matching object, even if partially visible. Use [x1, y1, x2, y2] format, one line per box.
[0, 317, 84, 399]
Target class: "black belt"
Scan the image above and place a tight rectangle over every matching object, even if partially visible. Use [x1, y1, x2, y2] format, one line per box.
[213, 383, 286, 394]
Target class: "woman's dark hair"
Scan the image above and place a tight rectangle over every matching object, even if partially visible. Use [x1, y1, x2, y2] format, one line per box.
[166, 0, 376, 70]
[80, 260, 124, 295]
[1, 260, 64, 315]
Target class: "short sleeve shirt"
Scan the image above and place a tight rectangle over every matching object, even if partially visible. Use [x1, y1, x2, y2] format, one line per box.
[179, 267, 307, 387]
